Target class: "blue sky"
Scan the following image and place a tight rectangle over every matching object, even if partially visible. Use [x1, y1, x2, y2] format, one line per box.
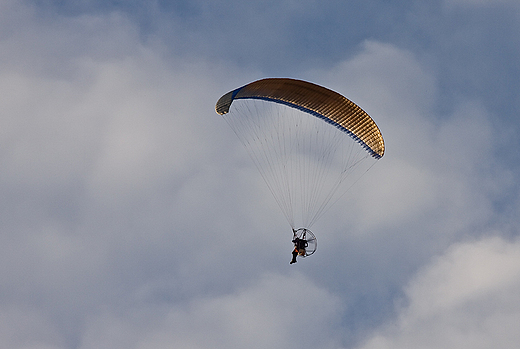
[1, 0, 520, 348]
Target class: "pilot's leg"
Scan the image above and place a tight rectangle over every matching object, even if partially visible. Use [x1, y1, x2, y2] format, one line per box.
[290, 249, 298, 264]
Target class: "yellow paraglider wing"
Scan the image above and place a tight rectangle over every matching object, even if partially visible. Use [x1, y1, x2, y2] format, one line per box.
[216, 78, 385, 159]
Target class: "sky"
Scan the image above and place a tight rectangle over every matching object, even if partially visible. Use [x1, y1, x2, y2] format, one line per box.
[1, 0, 520, 348]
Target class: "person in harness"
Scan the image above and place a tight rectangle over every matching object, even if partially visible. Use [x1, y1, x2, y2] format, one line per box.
[290, 232, 308, 264]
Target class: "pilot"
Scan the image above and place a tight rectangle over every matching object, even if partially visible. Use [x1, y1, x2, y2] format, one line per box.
[290, 237, 308, 264]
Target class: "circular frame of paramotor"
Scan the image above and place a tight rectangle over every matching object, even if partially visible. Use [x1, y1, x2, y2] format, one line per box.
[293, 228, 317, 257]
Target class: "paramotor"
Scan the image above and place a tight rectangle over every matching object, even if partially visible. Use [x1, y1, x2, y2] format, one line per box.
[216, 78, 384, 258]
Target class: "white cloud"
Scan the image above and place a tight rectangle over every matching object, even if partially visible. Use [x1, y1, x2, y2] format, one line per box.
[76, 273, 343, 349]
[357, 236, 520, 349]
[0, 1, 234, 210]
[0, 3, 238, 347]
[0, 304, 65, 349]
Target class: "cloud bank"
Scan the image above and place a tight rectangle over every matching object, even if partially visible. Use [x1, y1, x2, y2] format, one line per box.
[358, 236, 520, 349]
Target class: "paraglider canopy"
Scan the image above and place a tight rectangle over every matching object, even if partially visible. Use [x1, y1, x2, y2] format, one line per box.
[216, 78, 385, 159]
